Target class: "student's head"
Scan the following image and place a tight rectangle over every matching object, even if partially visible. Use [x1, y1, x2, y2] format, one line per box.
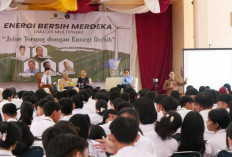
[224, 83, 231, 92]
[28, 60, 36, 71]
[109, 117, 139, 145]
[46, 134, 88, 157]
[35, 99, 49, 116]
[185, 88, 199, 98]
[69, 114, 90, 140]
[72, 94, 84, 109]
[138, 89, 149, 98]
[79, 90, 89, 102]
[155, 111, 182, 140]
[9, 87, 17, 98]
[145, 91, 157, 102]
[0, 122, 21, 150]
[52, 92, 64, 102]
[227, 122, 232, 149]
[35, 89, 48, 102]
[160, 96, 179, 114]
[120, 92, 130, 102]
[59, 98, 73, 116]
[124, 88, 137, 104]
[116, 101, 133, 112]
[124, 69, 130, 77]
[154, 94, 168, 113]
[134, 97, 157, 125]
[43, 102, 61, 123]
[89, 125, 106, 140]
[109, 91, 121, 104]
[216, 94, 232, 109]
[42, 121, 79, 152]
[36, 46, 43, 57]
[195, 92, 214, 112]
[67, 89, 78, 98]
[2, 89, 13, 100]
[19, 101, 34, 125]
[171, 90, 180, 102]
[178, 111, 205, 155]
[19, 45, 26, 56]
[112, 98, 123, 110]
[207, 108, 230, 133]
[186, 85, 194, 91]
[12, 122, 34, 156]
[118, 108, 140, 124]
[96, 99, 107, 116]
[22, 95, 36, 105]
[95, 93, 109, 103]
[179, 96, 195, 110]
[110, 87, 121, 93]
[102, 109, 117, 124]
[2, 103, 17, 120]
[199, 86, 206, 93]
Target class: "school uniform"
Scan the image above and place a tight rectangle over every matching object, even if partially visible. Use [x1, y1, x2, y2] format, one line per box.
[88, 139, 107, 157]
[0, 150, 15, 157]
[99, 121, 112, 136]
[6, 118, 17, 122]
[199, 109, 215, 140]
[156, 112, 163, 122]
[60, 115, 72, 121]
[134, 133, 156, 155]
[31, 115, 45, 124]
[89, 113, 103, 125]
[207, 129, 227, 156]
[176, 108, 192, 133]
[82, 98, 96, 114]
[11, 98, 22, 109]
[110, 146, 154, 157]
[72, 108, 91, 115]
[30, 116, 55, 137]
[0, 100, 11, 120]
[152, 132, 178, 157]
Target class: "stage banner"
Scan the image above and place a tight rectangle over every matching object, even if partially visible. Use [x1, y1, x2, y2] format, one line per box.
[0, 11, 132, 82]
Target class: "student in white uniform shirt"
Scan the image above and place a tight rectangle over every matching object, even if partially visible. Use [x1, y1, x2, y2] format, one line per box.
[72, 94, 91, 115]
[46, 134, 88, 157]
[18, 101, 34, 125]
[59, 97, 74, 121]
[206, 108, 231, 156]
[0, 122, 21, 157]
[80, 90, 96, 114]
[154, 94, 168, 121]
[109, 92, 121, 110]
[97, 117, 154, 157]
[216, 94, 232, 111]
[30, 102, 61, 138]
[0, 89, 14, 121]
[2, 103, 18, 122]
[31, 99, 49, 124]
[178, 111, 212, 157]
[89, 99, 107, 125]
[134, 97, 157, 138]
[195, 92, 215, 140]
[178, 96, 195, 121]
[152, 111, 182, 157]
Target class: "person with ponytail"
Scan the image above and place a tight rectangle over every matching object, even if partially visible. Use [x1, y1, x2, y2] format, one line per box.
[89, 99, 107, 125]
[0, 122, 21, 156]
[19, 101, 34, 125]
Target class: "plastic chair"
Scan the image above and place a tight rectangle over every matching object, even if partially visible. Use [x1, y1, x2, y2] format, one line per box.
[217, 150, 232, 157]
[171, 151, 201, 157]
[20, 146, 44, 157]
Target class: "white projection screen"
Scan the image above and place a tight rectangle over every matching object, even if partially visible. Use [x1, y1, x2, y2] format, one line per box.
[184, 49, 232, 92]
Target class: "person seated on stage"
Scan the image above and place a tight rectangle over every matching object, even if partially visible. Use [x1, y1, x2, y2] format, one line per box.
[59, 72, 73, 90]
[41, 68, 57, 92]
[77, 70, 89, 88]
[117, 69, 133, 91]
[163, 71, 187, 96]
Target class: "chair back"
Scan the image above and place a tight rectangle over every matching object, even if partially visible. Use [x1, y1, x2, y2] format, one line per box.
[20, 146, 44, 157]
[217, 150, 232, 157]
[171, 151, 201, 157]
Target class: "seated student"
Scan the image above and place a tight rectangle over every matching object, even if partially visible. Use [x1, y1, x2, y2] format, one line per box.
[19, 101, 34, 125]
[133, 97, 157, 139]
[206, 108, 231, 156]
[12, 122, 36, 156]
[42, 121, 79, 152]
[111, 98, 123, 111]
[216, 94, 232, 111]
[154, 94, 168, 121]
[103, 117, 153, 157]
[99, 109, 118, 136]
[0, 122, 21, 156]
[31, 99, 49, 124]
[2, 103, 17, 122]
[30, 102, 61, 137]
[160, 96, 179, 115]
[72, 94, 91, 115]
[79, 90, 95, 114]
[109, 92, 121, 109]
[89, 125, 106, 140]
[116, 101, 133, 112]
[178, 111, 212, 157]
[59, 98, 74, 121]
[178, 96, 195, 120]
[120, 92, 130, 102]
[117, 69, 133, 91]
[185, 87, 199, 99]
[52, 91, 64, 103]
[195, 92, 215, 140]
[89, 99, 107, 125]
[170, 90, 180, 102]
[124, 88, 138, 104]
[153, 111, 182, 157]
[0, 89, 13, 120]
[46, 134, 88, 157]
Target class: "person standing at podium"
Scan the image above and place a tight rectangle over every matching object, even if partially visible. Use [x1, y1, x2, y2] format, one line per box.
[163, 71, 187, 96]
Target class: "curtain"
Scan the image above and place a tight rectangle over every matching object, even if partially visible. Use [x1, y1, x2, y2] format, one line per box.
[136, 6, 172, 94]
